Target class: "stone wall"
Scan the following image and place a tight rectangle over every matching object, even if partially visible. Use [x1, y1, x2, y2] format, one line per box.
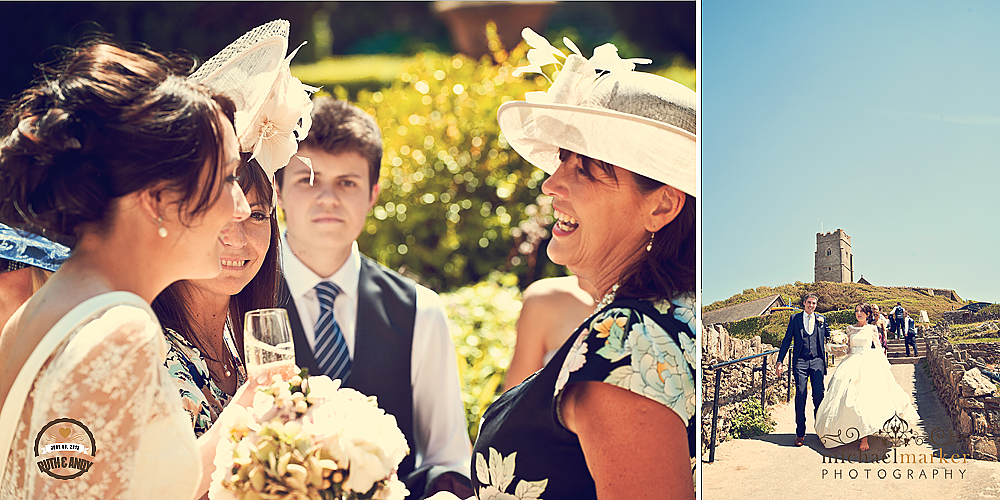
[702, 324, 790, 457]
[924, 329, 1000, 460]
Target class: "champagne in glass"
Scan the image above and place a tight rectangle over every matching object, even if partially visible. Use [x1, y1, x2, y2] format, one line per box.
[244, 308, 297, 380]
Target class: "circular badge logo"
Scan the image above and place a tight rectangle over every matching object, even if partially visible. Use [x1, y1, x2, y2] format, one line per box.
[33, 418, 96, 480]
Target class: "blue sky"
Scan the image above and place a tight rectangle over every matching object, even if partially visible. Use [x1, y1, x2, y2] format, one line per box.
[702, 1, 1000, 306]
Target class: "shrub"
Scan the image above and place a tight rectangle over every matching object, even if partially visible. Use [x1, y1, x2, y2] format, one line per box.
[823, 308, 857, 329]
[347, 24, 559, 291]
[727, 316, 767, 341]
[728, 397, 775, 440]
[726, 311, 790, 348]
[758, 310, 793, 348]
[440, 271, 522, 441]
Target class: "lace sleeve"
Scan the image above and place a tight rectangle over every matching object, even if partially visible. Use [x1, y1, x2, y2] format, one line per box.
[5, 303, 200, 499]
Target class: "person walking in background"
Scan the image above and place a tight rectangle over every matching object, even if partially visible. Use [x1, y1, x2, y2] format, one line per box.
[777, 293, 830, 447]
[870, 304, 889, 352]
[891, 302, 906, 340]
[905, 312, 919, 357]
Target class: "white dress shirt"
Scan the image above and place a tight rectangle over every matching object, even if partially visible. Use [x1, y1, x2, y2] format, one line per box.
[281, 234, 471, 474]
[802, 312, 815, 335]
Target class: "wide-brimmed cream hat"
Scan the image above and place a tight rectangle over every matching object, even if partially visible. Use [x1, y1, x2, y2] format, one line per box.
[498, 29, 695, 196]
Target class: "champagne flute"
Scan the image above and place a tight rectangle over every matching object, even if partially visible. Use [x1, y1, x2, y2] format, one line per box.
[244, 308, 297, 380]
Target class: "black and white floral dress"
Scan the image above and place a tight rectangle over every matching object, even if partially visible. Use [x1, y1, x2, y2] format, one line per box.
[472, 294, 697, 500]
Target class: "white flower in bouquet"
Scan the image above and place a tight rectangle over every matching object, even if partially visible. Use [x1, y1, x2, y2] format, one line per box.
[210, 369, 410, 500]
[830, 331, 848, 345]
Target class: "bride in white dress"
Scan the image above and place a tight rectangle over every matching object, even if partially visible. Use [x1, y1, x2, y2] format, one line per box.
[0, 41, 252, 499]
[814, 303, 918, 451]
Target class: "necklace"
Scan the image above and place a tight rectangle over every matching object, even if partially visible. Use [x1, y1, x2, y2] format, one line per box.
[594, 284, 619, 313]
[200, 340, 233, 378]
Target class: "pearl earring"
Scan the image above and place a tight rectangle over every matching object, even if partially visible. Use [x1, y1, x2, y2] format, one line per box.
[646, 232, 655, 252]
[156, 216, 168, 238]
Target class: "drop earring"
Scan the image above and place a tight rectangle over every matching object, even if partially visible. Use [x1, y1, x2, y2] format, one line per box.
[156, 216, 168, 238]
[646, 232, 655, 252]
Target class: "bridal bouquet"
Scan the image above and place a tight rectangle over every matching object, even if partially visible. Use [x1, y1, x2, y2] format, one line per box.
[830, 331, 848, 345]
[209, 369, 410, 500]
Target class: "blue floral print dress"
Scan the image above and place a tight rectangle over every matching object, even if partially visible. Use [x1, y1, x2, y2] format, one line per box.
[163, 326, 246, 437]
[472, 295, 697, 499]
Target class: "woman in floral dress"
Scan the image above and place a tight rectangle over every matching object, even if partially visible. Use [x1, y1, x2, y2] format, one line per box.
[434, 30, 697, 500]
[154, 158, 279, 437]
[152, 20, 312, 437]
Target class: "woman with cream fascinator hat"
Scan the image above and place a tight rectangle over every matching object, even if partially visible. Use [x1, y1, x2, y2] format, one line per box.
[433, 28, 697, 500]
[152, 19, 316, 455]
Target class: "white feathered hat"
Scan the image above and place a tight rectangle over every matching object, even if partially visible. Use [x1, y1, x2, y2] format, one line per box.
[498, 29, 696, 196]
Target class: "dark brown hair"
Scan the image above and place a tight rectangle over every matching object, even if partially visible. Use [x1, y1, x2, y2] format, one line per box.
[559, 149, 695, 299]
[855, 302, 873, 324]
[152, 157, 280, 360]
[0, 39, 236, 241]
[274, 96, 382, 191]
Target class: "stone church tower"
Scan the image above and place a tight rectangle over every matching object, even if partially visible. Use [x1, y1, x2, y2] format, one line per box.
[815, 229, 852, 283]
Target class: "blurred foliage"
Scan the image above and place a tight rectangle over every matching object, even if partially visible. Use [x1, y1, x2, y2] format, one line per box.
[947, 319, 1000, 344]
[346, 23, 561, 290]
[725, 316, 768, 342]
[440, 271, 522, 441]
[292, 55, 410, 98]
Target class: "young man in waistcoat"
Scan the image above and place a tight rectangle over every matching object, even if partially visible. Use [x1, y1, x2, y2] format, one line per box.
[275, 97, 472, 499]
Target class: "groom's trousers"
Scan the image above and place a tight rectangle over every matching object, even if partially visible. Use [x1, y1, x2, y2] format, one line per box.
[793, 358, 826, 438]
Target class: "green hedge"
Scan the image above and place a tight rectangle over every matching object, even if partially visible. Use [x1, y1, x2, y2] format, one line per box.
[349, 25, 557, 291]
[727, 311, 791, 348]
[440, 271, 521, 441]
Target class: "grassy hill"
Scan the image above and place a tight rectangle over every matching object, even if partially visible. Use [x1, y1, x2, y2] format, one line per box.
[705, 281, 968, 347]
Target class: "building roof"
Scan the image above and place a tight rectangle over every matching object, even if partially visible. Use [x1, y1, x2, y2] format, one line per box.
[858, 275, 872, 286]
[959, 301, 992, 312]
[703, 294, 786, 326]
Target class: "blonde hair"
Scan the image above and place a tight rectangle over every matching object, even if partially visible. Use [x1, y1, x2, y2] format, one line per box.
[29, 267, 52, 293]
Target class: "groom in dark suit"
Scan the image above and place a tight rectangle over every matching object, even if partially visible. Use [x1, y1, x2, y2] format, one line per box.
[776, 293, 829, 446]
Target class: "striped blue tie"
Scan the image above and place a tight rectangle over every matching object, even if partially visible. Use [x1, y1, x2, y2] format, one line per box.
[314, 281, 351, 381]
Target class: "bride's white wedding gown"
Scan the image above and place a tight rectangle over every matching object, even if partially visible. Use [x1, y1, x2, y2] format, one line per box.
[1, 292, 200, 499]
[814, 324, 918, 448]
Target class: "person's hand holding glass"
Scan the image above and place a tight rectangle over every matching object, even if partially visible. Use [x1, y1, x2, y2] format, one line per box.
[244, 308, 297, 380]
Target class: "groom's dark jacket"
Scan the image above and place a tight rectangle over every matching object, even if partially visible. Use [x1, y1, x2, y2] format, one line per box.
[777, 311, 830, 373]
